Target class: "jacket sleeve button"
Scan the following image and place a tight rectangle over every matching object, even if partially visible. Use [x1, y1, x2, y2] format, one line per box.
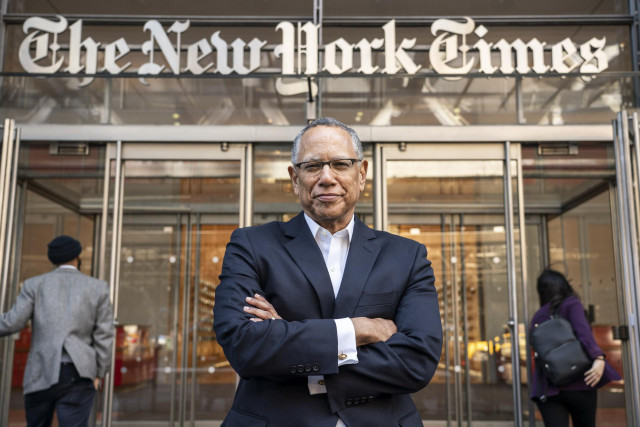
[305, 364, 312, 372]
[346, 399, 353, 406]
[312, 363, 320, 372]
[297, 365, 305, 373]
[290, 366, 297, 374]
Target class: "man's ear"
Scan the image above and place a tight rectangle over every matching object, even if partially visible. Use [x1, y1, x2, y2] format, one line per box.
[359, 160, 368, 190]
[288, 166, 300, 196]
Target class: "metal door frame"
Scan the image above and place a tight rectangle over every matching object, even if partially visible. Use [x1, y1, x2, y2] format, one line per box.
[100, 142, 251, 427]
[0, 119, 20, 425]
[611, 111, 640, 427]
[375, 142, 527, 427]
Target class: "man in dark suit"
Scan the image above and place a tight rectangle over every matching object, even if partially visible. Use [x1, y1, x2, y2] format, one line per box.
[0, 235, 114, 427]
[213, 117, 442, 427]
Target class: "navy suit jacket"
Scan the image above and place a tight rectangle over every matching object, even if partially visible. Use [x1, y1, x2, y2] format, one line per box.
[213, 212, 442, 427]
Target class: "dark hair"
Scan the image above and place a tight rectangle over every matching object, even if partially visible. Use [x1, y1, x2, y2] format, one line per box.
[291, 117, 362, 164]
[536, 268, 577, 313]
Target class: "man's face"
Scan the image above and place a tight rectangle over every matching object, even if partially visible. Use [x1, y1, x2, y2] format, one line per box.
[288, 125, 368, 233]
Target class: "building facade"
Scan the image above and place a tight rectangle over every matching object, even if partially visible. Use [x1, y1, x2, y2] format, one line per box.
[1, 0, 639, 426]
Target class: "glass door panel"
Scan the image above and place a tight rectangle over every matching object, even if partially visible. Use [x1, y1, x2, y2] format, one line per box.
[382, 143, 523, 426]
[108, 151, 243, 426]
[521, 141, 626, 426]
[2, 141, 106, 426]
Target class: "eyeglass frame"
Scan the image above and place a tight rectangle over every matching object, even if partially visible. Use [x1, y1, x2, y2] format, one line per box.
[293, 158, 362, 175]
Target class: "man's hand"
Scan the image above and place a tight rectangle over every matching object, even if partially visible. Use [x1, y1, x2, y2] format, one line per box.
[94, 377, 101, 390]
[244, 293, 282, 321]
[351, 317, 397, 346]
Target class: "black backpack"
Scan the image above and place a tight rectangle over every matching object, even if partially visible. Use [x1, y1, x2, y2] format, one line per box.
[530, 313, 592, 387]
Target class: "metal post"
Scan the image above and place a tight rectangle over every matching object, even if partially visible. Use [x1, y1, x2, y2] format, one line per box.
[102, 141, 123, 427]
[0, 119, 15, 310]
[0, 119, 17, 427]
[512, 144, 536, 427]
[189, 214, 202, 427]
[440, 214, 453, 427]
[373, 144, 385, 230]
[170, 214, 182, 427]
[459, 214, 472, 426]
[450, 216, 462, 426]
[241, 144, 253, 228]
[179, 214, 193, 427]
[504, 141, 523, 427]
[613, 111, 640, 427]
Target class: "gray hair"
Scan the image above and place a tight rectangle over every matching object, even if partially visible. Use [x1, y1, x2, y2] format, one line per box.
[291, 117, 363, 164]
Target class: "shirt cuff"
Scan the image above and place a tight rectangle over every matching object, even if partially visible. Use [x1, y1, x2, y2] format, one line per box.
[335, 318, 358, 366]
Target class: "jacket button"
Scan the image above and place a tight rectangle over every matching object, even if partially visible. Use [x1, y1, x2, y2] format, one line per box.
[305, 364, 312, 372]
[297, 365, 304, 373]
[312, 363, 320, 372]
[368, 395, 375, 401]
[353, 397, 360, 405]
[346, 399, 353, 406]
[290, 366, 297, 374]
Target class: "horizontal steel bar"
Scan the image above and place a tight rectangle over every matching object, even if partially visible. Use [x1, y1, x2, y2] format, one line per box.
[1, 13, 633, 26]
[19, 124, 614, 142]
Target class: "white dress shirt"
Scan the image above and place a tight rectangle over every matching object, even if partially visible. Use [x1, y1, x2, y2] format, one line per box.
[303, 214, 358, 427]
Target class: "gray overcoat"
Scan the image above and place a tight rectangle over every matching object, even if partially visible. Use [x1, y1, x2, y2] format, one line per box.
[0, 268, 114, 394]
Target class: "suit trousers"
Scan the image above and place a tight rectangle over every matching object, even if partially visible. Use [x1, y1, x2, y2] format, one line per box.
[24, 363, 96, 427]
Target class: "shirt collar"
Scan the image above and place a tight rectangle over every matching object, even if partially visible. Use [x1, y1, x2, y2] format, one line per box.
[58, 264, 78, 270]
[303, 213, 355, 242]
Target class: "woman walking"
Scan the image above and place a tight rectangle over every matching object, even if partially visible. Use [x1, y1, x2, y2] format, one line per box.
[530, 269, 621, 427]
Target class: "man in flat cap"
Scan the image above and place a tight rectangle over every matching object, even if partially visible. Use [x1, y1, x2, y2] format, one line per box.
[0, 235, 114, 427]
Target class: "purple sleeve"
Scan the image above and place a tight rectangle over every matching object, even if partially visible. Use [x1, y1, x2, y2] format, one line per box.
[563, 297, 603, 360]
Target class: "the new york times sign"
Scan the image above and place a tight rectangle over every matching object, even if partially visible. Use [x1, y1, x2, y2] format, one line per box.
[19, 15, 608, 92]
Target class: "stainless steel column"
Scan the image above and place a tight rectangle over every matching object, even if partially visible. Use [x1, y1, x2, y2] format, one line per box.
[0, 119, 17, 427]
[179, 215, 193, 427]
[190, 214, 202, 427]
[240, 144, 253, 228]
[102, 141, 123, 427]
[0, 119, 16, 310]
[373, 144, 386, 231]
[613, 112, 640, 427]
[503, 141, 523, 427]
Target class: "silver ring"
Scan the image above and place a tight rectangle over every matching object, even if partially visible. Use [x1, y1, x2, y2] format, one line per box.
[271, 316, 276, 320]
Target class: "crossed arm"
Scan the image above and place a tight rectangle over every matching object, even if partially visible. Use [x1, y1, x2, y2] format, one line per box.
[244, 294, 397, 346]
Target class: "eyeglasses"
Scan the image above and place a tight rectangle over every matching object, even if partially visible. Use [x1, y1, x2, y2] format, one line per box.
[294, 158, 360, 176]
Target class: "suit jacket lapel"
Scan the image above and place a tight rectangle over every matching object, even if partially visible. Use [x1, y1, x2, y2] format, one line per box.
[334, 218, 380, 318]
[283, 212, 335, 318]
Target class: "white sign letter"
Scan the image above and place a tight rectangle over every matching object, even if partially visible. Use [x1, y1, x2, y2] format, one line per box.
[552, 38, 582, 73]
[324, 38, 353, 74]
[580, 37, 608, 73]
[19, 15, 67, 74]
[382, 20, 421, 74]
[186, 39, 213, 75]
[356, 37, 383, 74]
[275, 22, 295, 75]
[139, 20, 190, 77]
[66, 20, 100, 86]
[429, 17, 475, 75]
